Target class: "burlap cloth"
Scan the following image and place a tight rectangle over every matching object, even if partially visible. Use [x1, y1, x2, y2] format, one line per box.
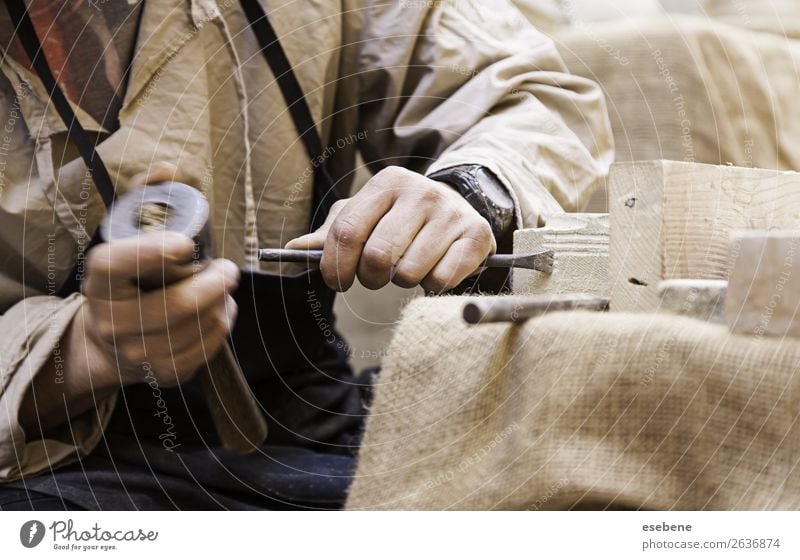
[346, 296, 800, 510]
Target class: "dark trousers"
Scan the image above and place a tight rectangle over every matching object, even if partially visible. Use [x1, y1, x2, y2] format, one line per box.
[0, 271, 372, 511]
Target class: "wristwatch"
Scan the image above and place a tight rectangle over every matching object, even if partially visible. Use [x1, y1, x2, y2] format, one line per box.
[427, 164, 516, 239]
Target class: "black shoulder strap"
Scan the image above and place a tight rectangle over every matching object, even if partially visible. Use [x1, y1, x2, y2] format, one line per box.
[239, 1, 338, 231]
[4, 0, 331, 213]
[239, 1, 330, 172]
[3, 0, 116, 209]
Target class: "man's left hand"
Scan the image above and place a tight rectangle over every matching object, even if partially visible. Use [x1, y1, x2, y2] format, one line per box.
[285, 166, 496, 292]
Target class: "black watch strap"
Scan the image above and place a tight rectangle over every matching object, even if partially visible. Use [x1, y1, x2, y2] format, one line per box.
[428, 164, 516, 238]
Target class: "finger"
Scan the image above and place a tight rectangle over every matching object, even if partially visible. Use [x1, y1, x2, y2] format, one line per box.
[322, 189, 396, 291]
[128, 162, 181, 188]
[168, 309, 233, 380]
[175, 294, 238, 355]
[84, 232, 196, 299]
[390, 218, 462, 289]
[356, 203, 427, 290]
[284, 199, 347, 251]
[135, 259, 239, 332]
[128, 295, 238, 359]
[283, 231, 325, 252]
[421, 229, 495, 293]
[90, 259, 238, 338]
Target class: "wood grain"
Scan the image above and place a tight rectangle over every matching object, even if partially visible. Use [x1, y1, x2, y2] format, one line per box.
[726, 230, 800, 338]
[610, 161, 800, 312]
[513, 213, 609, 297]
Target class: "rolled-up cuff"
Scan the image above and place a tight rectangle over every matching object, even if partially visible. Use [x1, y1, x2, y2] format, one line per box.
[0, 294, 118, 481]
[426, 148, 566, 230]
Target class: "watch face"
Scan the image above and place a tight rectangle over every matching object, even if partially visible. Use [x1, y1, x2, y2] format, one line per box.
[475, 168, 516, 212]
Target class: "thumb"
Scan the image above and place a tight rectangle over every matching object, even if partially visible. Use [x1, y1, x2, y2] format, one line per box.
[128, 162, 182, 189]
[284, 198, 348, 250]
[284, 228, 326, 251]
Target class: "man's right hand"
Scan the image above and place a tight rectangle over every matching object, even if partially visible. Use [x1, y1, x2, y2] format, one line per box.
[81, 231, 240, 389]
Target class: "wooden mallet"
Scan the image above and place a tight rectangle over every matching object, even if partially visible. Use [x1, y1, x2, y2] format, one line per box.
[101, 182, 268, 455]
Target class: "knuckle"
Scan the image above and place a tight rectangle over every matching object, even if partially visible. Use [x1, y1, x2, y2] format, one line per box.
[216, 259, 241, 287]
[361, 244, 395, 272]
[91, 307, 121, 342]
[97, 327, 117, 346]
[170, 292, 200, 319]
[440, 205, 462, 224]
[434, 275, 454, 291]
[421, 277, 447, 294]
[93, 317, 115, 342]
[465, 221, 494, 247]
[392, 261, 427, 288]
[369, 166, 410, 194]
[392, 273, 422, 289]
[207, 306, 229, 334]
[207, 258, 228, 278]
[391, 277, 418, 289]
[374, 166, 402, 184]
[424, 270, 458, 293]
[202, 269, 230, 297]
[357, 272, 389, 291]
[420, 188, 446, 205]
[119, 339, 147, 364]
[330, 199, 348, 213]
[384, 165, 405, 176]
[329, 215, 362, 249]
[86, 245, 112, 275]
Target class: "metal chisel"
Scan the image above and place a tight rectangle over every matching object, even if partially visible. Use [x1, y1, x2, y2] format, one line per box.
[259, 248, 555, 274]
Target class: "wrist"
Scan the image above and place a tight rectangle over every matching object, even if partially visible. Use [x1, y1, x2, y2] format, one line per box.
[68, 302, 124, 392]
[427, 164, 516, 239]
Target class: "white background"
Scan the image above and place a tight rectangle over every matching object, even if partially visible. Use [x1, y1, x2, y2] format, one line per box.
[1, 512, 798, 559]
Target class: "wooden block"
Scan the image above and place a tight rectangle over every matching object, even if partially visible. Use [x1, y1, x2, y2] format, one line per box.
[657, 279, 727, 324]
[610, 161, 800, 312]
[726, 230, 800, 338]
[513, 213, 609, 297]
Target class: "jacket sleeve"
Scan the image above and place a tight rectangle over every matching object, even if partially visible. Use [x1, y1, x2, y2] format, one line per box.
[352, 0, 614, 227]
[0, 292, 119, 482]
[0, 66, 119, 481]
